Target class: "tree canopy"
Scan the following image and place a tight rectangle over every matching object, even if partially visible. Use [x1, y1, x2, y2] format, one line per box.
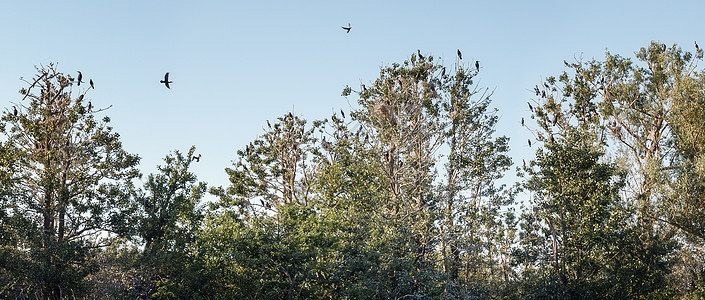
[1, 43, 704, 299]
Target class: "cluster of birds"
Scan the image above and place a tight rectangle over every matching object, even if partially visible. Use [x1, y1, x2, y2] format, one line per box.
[71, 71, 173, 89]
[75, 71, 95, 89]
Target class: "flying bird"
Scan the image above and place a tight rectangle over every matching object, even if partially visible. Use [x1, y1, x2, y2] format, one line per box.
[192, 154, 201, 162]
[457, 49, 462, 60]
[89, 79, 94, 89]
[475, 61, 480, 72]
[342, 23, 351, 33]
[160, 72, 173, 89]
[77, 71, 83, 86]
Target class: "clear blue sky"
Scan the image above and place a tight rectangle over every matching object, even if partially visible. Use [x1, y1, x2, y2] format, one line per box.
[2, 1, 703, 191]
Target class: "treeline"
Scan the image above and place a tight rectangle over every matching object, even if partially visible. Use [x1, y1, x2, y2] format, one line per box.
[0, 41, 704, 299]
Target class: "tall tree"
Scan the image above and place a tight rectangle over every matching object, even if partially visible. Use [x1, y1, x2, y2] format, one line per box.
[133, 146, 207, 298]
[345, 51, 513, 297]
[516, 52, 678, 297]
[0, 64, 140, 299]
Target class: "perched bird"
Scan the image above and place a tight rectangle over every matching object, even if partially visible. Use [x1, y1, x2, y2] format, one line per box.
[192, 154, 201, 162]
[321, 136, 331, 151]
[160, 72, 173, 88]
[457, 49, 462, 60]
[13, 106, 17, 117]
[361, 83, 367, 92]
[475, 61, 480, 72]
[564, 60, 569, 67]
[528, 139, 532, 147]
[528, 102, 534, 112]
[342, 23, 351, 33]
[441, 67, 446, 77]
[697, 41, 700, 51]
[77, 71, 83, 86]
[544, 82, 549, 89]
[542, 90, 546, 98]
[267, 120, 272, 128]
[522, 159, 526, 168]
[534, 85, 540, 96]
[89, 79, 94, 89]
[87, 101, 92, 112]
[521, 117, 525, 126]
[341, 109, 345, 118]
[418, 49, 424, 60]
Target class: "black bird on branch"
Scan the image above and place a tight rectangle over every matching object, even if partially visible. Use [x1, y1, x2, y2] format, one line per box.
[475, 61, 480, 72]
[160, 72, 173, 89]
[457, 49, 462, 60]
[417, 49, 424, 60]
[528, 139, 532, 147]
[342, 23, 351, 33]
[192, 154, 201, 162]
[13, 106, 17, 117]
[521, 117, 525, 127]
[267, 120, 272, 128]
[77, 71, 83, 86]
[89, 79, 94, 89]
[528, 102, 534, 112]
[441, 67, 446, 77]
[341, 109, 345, 118]
[697, 41, 700, 51]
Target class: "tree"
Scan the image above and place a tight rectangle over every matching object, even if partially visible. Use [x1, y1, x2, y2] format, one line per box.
[133, 146, 207, 298]
[515, 51, 678, 297]
[203, 113, 335, 299]
[0, 64, 140, 299]
[343, 51, 514, 298]
[440, 58, 514, 295]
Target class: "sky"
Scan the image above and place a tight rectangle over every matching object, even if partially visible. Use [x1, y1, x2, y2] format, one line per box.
[1, 1, 704, 194]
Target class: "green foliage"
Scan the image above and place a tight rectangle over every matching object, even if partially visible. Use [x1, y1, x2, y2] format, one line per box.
[1, 45, 704, 298]
[0, 64, 139, 299]
[130, 146, 208, 298]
